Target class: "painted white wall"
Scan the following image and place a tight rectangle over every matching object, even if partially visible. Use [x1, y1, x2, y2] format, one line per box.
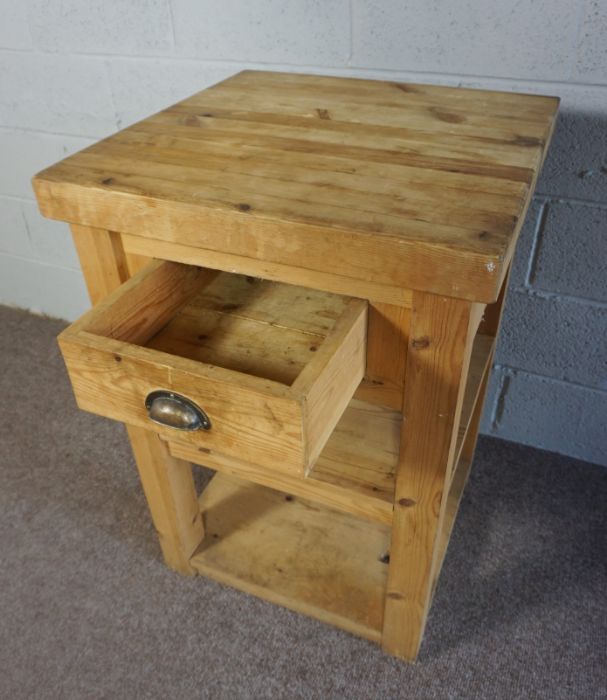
[0, 0, 604, 320]
[1, 1, 606, 463]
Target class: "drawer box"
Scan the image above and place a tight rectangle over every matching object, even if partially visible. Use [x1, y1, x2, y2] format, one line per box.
[59, 260, 367, 475]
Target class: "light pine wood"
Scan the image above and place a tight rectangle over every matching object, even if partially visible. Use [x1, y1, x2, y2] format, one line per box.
[34, 71, 559, 303]
[120, 231, 413, 307]
[432, 365, 492, 598]
[431, 275, 507, 597]
[70, 225, 204, 576]
[169, 398, 399, 525]
[82, 259, 215, 343]
[292, 300, 367, 469]
[71, 224, 129, 305]
[382, 292, 476, 661]
[190, 472, 390, 642]
[125, 250, 151, 277]
[127, 426, 204, 575]
[59, 261, 367, 475]
[355, 302, 410, 409]
[454, 333, 495, 465]
[33, 72, 558, 662]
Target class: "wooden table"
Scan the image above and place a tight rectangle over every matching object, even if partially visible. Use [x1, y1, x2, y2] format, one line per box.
[33, 70, 558, 661]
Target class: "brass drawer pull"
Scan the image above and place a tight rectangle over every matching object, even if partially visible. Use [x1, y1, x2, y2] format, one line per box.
[145, 391, 211, 431]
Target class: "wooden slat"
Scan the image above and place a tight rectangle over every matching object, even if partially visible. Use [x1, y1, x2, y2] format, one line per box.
[65, 143, 522, 235]
[120, 120, 532, 200]
[33, 70, 559, 304]
[121, 232, 413, 307]
[169, 398, 399, 525]
[382, 292, 475, 661]
[308, 400, 398, 505]
[432, 365, 492, 596]
[292, 299, 367, 469]
[185, 270, 349, 335]
[432, 274, 506, 595]
[229, 71, 559, 119]
[185, 76, 554, 141]
[127, 426, 204, 575]
[147, 306, 326, 386]
[60, 261, 367, 475]
[41, 159, 512, 250]
[82, 259, 213, 344]
[125, 250, 151, 277]
[70, 224, 129, 305]
[70, 225, 205, 576]
[355, 302, 410, 409]
[34, 175, 504, 303]
[151, 107, 547, 166]
[454, 333, 495, 462]
[191, 473, 390, 642]
[146, 271, 351, 385]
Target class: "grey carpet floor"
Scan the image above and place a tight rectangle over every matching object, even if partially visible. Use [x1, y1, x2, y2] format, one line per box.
[1, 304, 605, 700]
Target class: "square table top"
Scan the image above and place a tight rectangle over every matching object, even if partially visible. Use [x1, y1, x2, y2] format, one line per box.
[33, 70, 559, 302]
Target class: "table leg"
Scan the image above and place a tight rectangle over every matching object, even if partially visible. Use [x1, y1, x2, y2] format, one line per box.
[382, 291, 477, 660]
[126, 427, 204, 575]
[70, 224, 204, 575]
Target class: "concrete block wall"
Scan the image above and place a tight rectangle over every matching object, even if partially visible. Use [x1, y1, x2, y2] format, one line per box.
[1, 0, 605, 465]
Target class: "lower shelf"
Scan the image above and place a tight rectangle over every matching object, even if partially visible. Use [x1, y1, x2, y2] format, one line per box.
[190, 472, 390, 642]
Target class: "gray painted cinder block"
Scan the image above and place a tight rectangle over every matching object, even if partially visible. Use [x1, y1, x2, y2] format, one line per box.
[27, 0, 173, 56]
[0, 1, 32, 50]
[496, 290, 607, 390]
[485, 367, 607, 467]
[0, 253, 89, 321]
[0, 53, 116, 137]
[351, 0, 576, 80]
[0, 197, 32, 258]
[106, 59, 235, 128]
[0, 0, 603, 465]
[537, 111, 607, 202]
[573, 0, 607, 84]
[509, 198, 544, 289]
[530, 200, 607, 302]
[478, 364, 503, 435]
[171, 0, 351, 65]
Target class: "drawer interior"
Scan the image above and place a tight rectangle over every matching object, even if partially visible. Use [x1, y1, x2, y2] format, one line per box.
[145, 270, 352, 386]
[60, 260, 367, 474]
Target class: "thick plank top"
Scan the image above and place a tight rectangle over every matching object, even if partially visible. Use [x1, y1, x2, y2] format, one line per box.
[33, 70, 559, 302]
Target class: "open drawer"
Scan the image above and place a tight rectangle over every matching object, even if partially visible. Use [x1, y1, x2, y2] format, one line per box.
[59, 260, 367, 475]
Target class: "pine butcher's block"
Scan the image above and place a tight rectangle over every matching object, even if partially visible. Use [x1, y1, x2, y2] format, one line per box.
[32, 70, 559, 661]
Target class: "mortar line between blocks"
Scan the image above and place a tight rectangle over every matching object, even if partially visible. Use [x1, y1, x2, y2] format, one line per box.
[0, 250, 82, 273]
[2, 45, 607, 92]
[489, 367, 512, 432]
[511, 285, 607, 310]
[534, 193, 607, 209]
[491, 363, 607, 395]
[102, 59, 122, 130]
[525, 200, 549, 287]
[0, 124, 101, 140]
[347, 0, 354, 66]
[167, 0, 177, 52]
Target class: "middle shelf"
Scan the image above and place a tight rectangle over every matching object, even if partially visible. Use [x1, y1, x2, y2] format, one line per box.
[170, 398, 400, 525]
[170, 326, 494, 527]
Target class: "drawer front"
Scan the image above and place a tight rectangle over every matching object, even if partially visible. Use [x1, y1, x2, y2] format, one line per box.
[59, 260, 367, 474]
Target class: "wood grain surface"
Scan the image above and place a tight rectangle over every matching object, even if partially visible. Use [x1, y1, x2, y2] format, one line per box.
[34, 70, 558, 302]
[191, 472, 390, 642]
[59, 260, 366, 475]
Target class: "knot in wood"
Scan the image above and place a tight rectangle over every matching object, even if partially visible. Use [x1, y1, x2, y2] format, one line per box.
[411, 336, 430, 350]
